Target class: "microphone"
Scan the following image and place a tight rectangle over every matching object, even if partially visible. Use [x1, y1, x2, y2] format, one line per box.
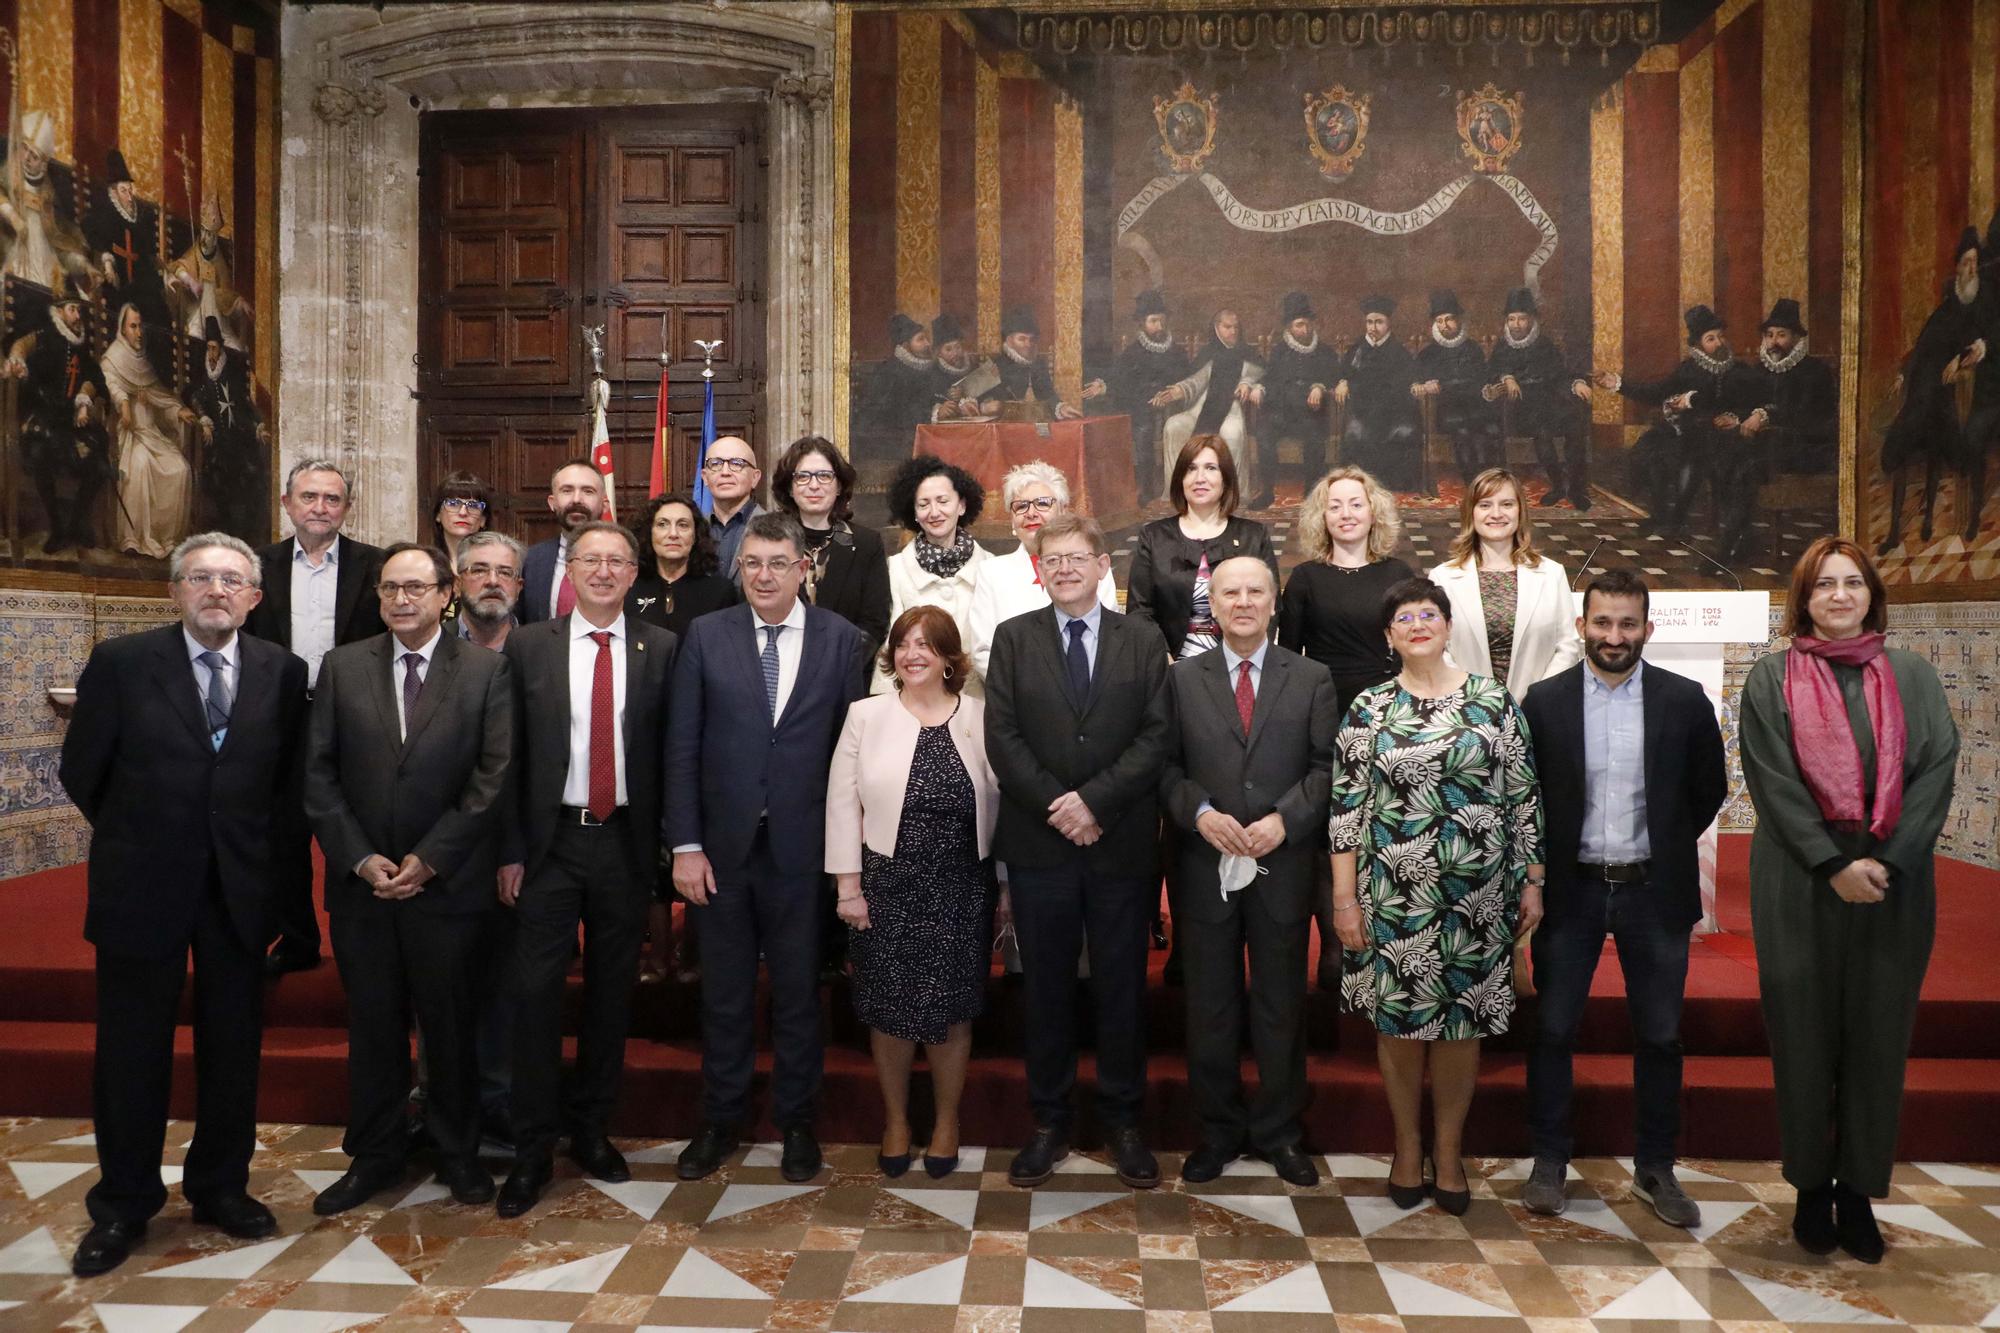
[1679, 535, 1744, 590]
[1571, 535, 1610, 589]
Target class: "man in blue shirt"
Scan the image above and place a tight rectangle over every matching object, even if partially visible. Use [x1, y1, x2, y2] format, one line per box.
[1519, 570, 1726, 1227]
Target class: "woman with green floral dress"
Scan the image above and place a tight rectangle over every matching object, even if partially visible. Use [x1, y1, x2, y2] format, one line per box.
[1330, 576, 1545, 1214]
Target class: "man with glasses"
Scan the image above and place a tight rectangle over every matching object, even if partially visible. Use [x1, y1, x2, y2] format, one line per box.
[302, 544, 515, 1215]
[495, 522, 678, 1216]
[457, 531, 526, 652]
[666, 512, 871, 1184]
[700, 435, 765, 585]
[60, 534, 308, 1276]
[519, 458, 611, 623]
[246, 459, 386, 976]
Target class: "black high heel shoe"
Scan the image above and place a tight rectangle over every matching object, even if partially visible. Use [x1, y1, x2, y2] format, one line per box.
[877, 1151, 912, 1179]
[923, 1153, 961, 1179]
[1430, 1156, 1471, 1216]
[1387, 1151, 1430, 1210]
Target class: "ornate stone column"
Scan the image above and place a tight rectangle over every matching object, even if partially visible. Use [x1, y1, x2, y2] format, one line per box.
[770, 71, 836, 446]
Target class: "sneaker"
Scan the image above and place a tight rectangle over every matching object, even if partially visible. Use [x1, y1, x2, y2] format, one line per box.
[1520, 1158, 1568, 1216]
[1631, 1165, 1702, 1229]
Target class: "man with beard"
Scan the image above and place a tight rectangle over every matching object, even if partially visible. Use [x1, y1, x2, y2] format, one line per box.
[519, 458, 609, 623]
[5, 277, 112, 554]
[1413, 289, 1499, 489]
[980, 306, 1081, 419]
[1886, 229, 2000, 548]
[86, 149, 170, 336]
[1485, 287, 1595, 509]
[1087, 290, 1185, 503]
[928, 314, 991, 421]
[1154, 308, 1262, 497]
[1728, 298, 1839, 559]
[1334, 296, 1421, 492]
[189, 317, 268, 542]
[1247, 291, 1340, 508]
[1, 110, 91, 291]
[1519, 571, 1725, 1229]
[859, 312, 943, 447]
[1596, 305, 1763, 538]
[167, 192, 252, 351]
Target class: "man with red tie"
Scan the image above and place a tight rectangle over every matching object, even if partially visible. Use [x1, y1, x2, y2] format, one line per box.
[495, 521, 678, 1216]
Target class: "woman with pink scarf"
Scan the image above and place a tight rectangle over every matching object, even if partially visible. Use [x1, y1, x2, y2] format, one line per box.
[1740, 535, 1959, 1266]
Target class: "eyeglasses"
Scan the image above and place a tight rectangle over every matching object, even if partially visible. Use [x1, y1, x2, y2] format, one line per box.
[1039, 553, 1099, 572]
[1391, 610, 1443, 627]
[439, 498, 487, 513]
[703, 456, 756, 474]
[378, 580, 442, 601]
[460, 562, 519, 581]
[737, 555, 802, 576]
[1009, 496, 1058, 516]
[570, 555, 636, 572]
[180, 571, 252, 591]
[791, 469, 838, 487]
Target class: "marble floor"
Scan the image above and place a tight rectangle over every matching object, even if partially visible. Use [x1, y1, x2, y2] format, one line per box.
[4, 1117, 2000, 1330]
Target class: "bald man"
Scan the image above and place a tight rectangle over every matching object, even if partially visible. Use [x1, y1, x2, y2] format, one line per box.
[700, 436, 765, 585]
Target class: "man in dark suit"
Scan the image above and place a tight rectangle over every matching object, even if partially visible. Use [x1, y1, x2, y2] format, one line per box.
[1157, 556, 1337, 1187]
[1519, 570, 1727, 1228]
[244, 459, 387, 975]
[667, 511, 871, 1183]
[303, 543, 514, 1215]
[494, 521, 677, 1216]
[984, 513, 1170, 1189]
[59, 533, 308, 1277]
[517, 457, 610, 624]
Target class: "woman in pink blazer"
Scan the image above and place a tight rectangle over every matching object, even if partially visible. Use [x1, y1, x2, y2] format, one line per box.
[826, 605, 1000, 1179]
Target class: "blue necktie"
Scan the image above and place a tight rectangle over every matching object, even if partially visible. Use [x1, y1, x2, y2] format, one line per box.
[762, 624, 783, 719]
[1065, 618, 1090, 704]
[198, 650, 231, 749]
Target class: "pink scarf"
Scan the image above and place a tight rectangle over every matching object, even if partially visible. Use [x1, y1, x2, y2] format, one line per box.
[1783, 633, 1906, 837]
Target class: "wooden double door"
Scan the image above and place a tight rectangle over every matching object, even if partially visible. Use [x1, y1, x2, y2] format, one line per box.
[417, 106, 766, 546]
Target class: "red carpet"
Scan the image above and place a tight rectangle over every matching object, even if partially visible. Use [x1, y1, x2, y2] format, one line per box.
[2, 834, 1996, 1160]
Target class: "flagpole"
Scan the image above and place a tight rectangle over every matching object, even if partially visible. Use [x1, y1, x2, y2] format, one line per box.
[693, 338, 723, 516]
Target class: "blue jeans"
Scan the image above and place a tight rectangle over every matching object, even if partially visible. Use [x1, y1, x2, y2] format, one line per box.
[1527, 876, 1690, 1170]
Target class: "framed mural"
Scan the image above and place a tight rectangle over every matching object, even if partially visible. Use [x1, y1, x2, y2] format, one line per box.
[835, 0, 1886, 595]
[0, 0, 278, 580]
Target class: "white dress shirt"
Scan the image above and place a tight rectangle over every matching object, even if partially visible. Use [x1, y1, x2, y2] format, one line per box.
[562, 612, 629, 808]
[547, 533, 571, 617]
[755, 597, 810, 722]
[1580, 659, 1651, 862]
[291, 535, 340, 689]
[390, 628, 443, 743]
[184, 627, 240, 749]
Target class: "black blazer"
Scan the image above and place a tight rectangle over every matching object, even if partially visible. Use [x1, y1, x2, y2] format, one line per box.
[662, 603, 871, 876]
[304, 632, 514, 916]
[504, 614, 678, 879]
[1125, 515, 1279, 656]
[59, 624, 308, 957]
[1520, 660, 1728, 930]
[984, 605, 1170, 873]
[627, 570, 741, 640]
[244, 535, 387, 653]
[807, 522, 892, 652]
[518, 536, 563, 625]
[1157, 646, 1339, 924]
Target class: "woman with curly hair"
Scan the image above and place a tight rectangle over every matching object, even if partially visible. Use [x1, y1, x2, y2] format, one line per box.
[875, 454, 994, 693]
[625, 491, 741, 640]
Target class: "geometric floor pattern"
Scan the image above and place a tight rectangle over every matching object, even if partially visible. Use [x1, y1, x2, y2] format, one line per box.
[6, 1120, 2000, 1330]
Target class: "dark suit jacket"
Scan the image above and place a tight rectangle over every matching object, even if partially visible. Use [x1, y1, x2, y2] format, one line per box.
[809, 521, 892, 652]
[663, 603, 871, 876]
[59, 624, 308, 957]
[1125, 515, 1279, 657]
[1157, 645, 1339, 924]
[504, 613, 678, 879]
[1520, 660, 1728, 930]
[518, 536, 563, 625]
[984, 605, 1170, 873]
[244, 535, 387, 654]
[304, 631, 514, 916]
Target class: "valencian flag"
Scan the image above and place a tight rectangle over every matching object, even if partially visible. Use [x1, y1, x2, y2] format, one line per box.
[693, 373, 717, 515]
[649, 359, 670, 499]
[588, 376, 616, 519]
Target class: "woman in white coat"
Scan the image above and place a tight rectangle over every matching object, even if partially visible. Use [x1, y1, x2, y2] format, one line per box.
[963, 458, 1120, 678]
[875, 455, 993, 694]
[1428, 467, 1582, 695]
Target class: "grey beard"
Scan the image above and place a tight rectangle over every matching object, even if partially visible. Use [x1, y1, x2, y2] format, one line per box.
[1957, 273, 1981, 305]
[464, 597, 516, 626]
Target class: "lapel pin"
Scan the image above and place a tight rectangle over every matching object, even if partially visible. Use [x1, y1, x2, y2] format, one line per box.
[636, 641, 646, 652]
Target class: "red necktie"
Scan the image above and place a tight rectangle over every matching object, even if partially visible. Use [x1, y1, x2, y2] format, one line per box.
[556, 565, 578, 617]
[1236, 659, 1255, 736]
[587, 631, 616, 820]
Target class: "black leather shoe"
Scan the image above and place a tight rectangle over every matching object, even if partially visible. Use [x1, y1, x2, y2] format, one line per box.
[568, 1134, 630, 1183]
[496, 1155, 553, 1218]
[1180, 1142, 1239, 1184]
[71, 1220, 145, 1277]
[1833, 1183, 1885, 1263]
[438, 1159, 495, 1206]
[263, 940, 320, 976]
[1258, 1145, 1320, 1188]
[1108, 1126, 1160, 1190]
[1792, 1183, 1838, 1254]
[190, 1193, 278, 1239]
[1008, 1127, 1069, 1187]
[677, 1124, 740, 1181]
[312, 1167, 401, 1217]
[780, 1126, 822, 1182]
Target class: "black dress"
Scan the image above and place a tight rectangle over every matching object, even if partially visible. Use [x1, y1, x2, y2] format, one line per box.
[849, 717, 991, 1046]
[1277, 557, 1415, 714]
[626, 570, 740, 639]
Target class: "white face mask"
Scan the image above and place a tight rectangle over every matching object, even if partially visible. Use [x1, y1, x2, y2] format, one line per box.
[1217, 854, 1268, 898]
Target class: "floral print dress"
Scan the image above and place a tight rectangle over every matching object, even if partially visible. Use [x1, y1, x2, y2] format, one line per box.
[1330, 674, 1544, 1039]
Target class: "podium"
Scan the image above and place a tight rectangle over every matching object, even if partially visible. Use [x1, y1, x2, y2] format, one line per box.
[1568, 589, 1771, 933]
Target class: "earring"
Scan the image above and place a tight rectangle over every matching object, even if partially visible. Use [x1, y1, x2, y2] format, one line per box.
[942, 664, 954, 678]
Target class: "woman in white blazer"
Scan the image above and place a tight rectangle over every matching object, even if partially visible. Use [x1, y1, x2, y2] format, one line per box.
[963, 459, 1121, 677]
[827, 605, 999, 1180]
[1428, 467, 1582, 695]
[874, 455, 994, 695]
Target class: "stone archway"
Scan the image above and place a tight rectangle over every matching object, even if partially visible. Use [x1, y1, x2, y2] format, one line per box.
[278, 3, 835, 542]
